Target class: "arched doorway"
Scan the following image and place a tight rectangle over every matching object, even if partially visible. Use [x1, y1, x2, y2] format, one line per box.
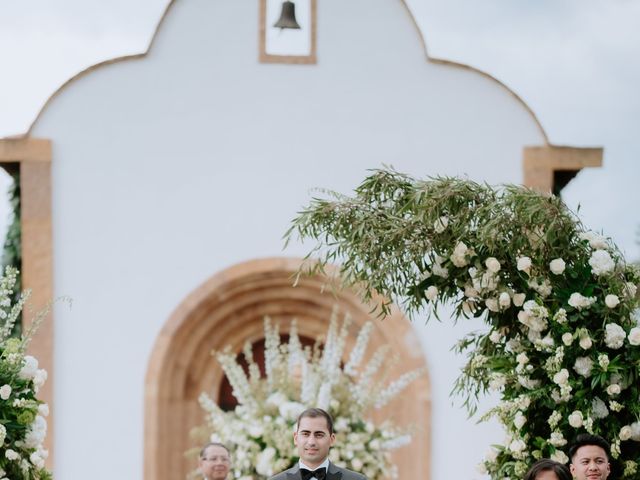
[144, 257, 431, 480]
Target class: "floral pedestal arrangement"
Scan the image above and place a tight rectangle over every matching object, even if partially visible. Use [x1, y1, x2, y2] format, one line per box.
[198, 312, 423, 479]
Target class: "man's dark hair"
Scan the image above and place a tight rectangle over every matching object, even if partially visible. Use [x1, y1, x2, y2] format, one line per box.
[568, 433, 610, 461]
[523, 459, 571, 480]
[200, 442, 230, 459]
[296, 407, 334, 435]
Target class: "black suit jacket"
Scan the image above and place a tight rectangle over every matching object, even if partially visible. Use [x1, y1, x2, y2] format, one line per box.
[268, 462, 367, 480]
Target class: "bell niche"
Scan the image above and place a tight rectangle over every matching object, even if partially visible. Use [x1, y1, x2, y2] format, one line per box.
[260, 0, 317, 63]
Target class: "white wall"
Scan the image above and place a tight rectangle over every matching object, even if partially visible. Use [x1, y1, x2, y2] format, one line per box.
[32, 0, 544, 478]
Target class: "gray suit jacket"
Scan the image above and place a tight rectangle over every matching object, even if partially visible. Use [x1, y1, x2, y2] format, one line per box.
[269, 462, 367, 480]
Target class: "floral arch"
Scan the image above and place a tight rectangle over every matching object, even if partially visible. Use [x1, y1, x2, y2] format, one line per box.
[144, 257, 431, 480]
[287, 168, 640, 479]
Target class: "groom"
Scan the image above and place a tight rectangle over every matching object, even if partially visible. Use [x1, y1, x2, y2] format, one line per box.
[270, 407, 367, 480]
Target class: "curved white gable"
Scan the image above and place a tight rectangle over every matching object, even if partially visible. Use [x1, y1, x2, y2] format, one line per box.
[31, 0, 545, 479]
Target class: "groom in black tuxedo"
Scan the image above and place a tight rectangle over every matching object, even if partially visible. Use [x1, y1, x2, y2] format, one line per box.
[269, 407, 367, 480]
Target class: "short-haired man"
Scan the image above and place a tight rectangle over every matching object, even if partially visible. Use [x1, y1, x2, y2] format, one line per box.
[269, 408, 367, 480]
[568, 434, 611, 480]
[199, 442, 232, 480]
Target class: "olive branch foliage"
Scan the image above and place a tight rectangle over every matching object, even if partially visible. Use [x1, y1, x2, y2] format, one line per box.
[286, 168, 582, 320]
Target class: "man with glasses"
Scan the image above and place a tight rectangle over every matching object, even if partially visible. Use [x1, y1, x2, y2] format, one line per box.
[199, 442, 232, 480]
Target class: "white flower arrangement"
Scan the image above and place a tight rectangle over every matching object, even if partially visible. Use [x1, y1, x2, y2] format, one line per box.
[196, 312, 424, 480]
[0, 267, 51, 480]
[285, 170, 640, 479]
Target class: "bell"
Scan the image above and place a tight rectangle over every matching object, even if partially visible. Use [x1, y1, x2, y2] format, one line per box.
[273, 1, 301, 30]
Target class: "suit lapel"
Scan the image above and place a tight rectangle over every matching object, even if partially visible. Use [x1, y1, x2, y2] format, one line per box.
[286, 465, 301, 480]
[326, 462, 343, 480]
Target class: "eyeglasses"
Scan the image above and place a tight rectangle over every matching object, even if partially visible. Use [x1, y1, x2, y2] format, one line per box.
[203, 456, 230, 463]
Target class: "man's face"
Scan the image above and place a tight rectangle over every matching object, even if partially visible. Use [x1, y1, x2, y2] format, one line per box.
[199, 445, 231, 480]
[570, 445, 610, 480]
[294, 415, 336, 469]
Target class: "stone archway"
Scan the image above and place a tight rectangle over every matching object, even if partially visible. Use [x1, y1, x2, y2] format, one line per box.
[144, 257, 431, 480]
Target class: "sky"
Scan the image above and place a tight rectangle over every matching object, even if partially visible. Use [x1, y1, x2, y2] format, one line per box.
[0, 0, 638, 259]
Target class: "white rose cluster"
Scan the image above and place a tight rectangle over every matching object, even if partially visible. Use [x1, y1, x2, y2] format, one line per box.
[0, 267, 52, 480]
[604, 323, 626, 349]
[589, 249, 615, 276]
[450, 241, 473, 267]
[568, 292, 596, 310]
[518, 300, 549, 335]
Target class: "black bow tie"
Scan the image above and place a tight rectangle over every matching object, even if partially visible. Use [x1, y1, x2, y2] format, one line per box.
[300, 467, 326, 480]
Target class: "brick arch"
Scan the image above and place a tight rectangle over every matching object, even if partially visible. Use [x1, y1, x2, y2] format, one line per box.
[144, 257, 431, 480]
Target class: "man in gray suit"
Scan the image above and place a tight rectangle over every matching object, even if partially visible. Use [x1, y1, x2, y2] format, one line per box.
[269, 407, 367, 480]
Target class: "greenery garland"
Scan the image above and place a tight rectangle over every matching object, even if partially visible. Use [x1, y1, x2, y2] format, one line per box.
[285, 168, 640, 479]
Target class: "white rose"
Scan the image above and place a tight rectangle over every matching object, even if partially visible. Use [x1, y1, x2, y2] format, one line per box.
[513, 411, 527, 430]
[489, 330, 502, 343]
[550, 450, 569, 464]
[573, 357, 593, 377]
[255, 447, 276, 476]
[432, 263, 449, 278]
[489, 374, 506, 391]
[580, 231, 609, 249]
[579, 334, 592, 350]
[624, 282, 638, 299]
[0, 385, 11, 400]
[549, 258, 566, 275]
[485, 257, 501, 273]
[604, 323, 626, 349]
[499, 292, 511, 308]
[605, 294, 620, 309]
[485, 298, 499, 312]
[627, 327, 640, 346]
[562, 332, 573, 346]
[553, 369, 569, 386]
[509, 439, 527, 453]
[516, 353, 529, 365]
[620, 425, 633, 441]
[450, 241, 470, 267]
[30, 451, 45, 469]
[568, 411, 584, 428]
[540, 334, 554, 349]
[24, 416, 47, 449]
[589, 249, 615, 276]
[5, 449, 19, 461]
[485, 448, 498, 462]
[607, 384, 621, 396]
[33, 369, 47, 391]
[513, 293, 526, 307]
[425, 286, 438, 301]
[568, 292, 596, 310]
[19, 356, 39, 380]
[517, 256, 532, 274]
[630, 422, 640, 441]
